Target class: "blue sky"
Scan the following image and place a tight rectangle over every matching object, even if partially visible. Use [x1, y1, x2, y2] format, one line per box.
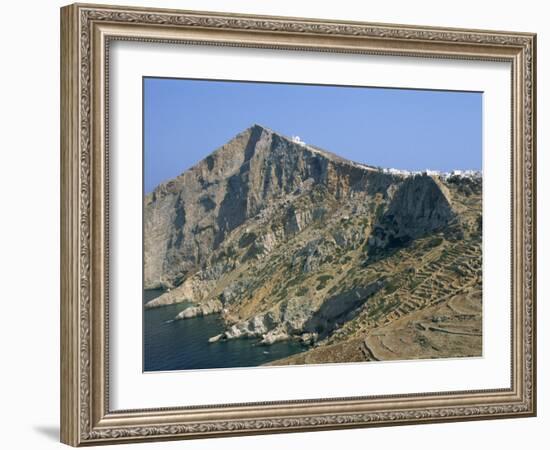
[144, 77, 482, 193]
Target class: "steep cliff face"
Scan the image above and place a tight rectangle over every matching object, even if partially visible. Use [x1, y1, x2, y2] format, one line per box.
[144, 124, 482, 362]
[144, 124, 394, 290]
[367, 175, 456, 251]
[144, 125, 261, 289]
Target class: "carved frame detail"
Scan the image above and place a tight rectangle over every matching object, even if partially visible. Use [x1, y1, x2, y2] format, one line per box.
[61, 3, 536, 446]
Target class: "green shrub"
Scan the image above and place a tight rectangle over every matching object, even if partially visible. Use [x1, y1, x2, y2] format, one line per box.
[316, 274, 334, 290]
[374, 203, 385, 221]
[427, 236, 443, 248]
[296, 286, 309, 296]
[385, 280, 400, 294]
[238, 231, 257, 248]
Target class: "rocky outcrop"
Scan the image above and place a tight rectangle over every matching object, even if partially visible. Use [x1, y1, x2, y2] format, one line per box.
[144, 124, 481, 361]
[175, 300, 222, 320]
[368, 174, 455, 251]
[207, 310, 279, 342]
[144, 124, 388, 291]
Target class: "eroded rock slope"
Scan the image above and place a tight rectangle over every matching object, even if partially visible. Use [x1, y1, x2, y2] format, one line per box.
[144, 124, 482, 363]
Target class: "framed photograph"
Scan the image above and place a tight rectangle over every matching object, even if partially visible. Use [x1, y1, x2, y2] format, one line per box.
[60, 3, 537, 446]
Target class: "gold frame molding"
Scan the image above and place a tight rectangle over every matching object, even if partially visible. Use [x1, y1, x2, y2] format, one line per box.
[60, 3, 537, 446]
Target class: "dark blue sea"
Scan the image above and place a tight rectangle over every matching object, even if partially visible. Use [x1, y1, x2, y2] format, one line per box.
[143, 290, 306, 371]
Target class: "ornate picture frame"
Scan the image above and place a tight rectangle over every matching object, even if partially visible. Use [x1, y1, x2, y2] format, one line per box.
[60, 3, 536, 446]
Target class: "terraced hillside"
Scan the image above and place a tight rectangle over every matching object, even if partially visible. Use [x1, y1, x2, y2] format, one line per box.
[144, 124, 482, 365]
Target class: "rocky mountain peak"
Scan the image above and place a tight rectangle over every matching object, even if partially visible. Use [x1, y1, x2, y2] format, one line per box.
[144, 124, 482, 367]
[144, 125, 474, 294]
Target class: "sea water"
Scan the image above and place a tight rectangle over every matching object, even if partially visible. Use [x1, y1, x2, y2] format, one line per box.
[143, 290, 306, 371]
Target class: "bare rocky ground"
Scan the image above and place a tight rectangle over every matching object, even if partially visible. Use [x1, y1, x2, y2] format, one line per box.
[144, 124, 482, 365]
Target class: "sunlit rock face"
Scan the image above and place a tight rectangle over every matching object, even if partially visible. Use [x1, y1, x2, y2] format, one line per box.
[144, 124, 482, 364]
